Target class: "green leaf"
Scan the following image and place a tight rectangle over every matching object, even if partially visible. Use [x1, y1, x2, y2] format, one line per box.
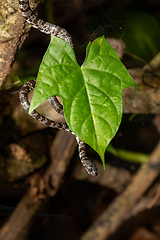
[30, 35, 136, 166]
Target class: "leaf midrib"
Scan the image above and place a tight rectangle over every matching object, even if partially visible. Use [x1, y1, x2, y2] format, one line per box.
[80, 71, 100, 154]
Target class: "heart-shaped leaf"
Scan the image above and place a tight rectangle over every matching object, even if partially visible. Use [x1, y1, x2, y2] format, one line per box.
[30, 35, 137, 166]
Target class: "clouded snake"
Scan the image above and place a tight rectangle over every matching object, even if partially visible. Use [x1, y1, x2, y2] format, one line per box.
[19, 0, 98, 177]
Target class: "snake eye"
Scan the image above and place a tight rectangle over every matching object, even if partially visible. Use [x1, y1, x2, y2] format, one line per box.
[87, 162, 98, 177]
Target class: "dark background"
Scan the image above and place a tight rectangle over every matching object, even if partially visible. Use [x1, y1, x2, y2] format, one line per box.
[0, 0, 160, 239]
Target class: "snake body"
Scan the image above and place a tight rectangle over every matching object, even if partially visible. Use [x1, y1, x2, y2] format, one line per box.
[19, 0, 98, 177]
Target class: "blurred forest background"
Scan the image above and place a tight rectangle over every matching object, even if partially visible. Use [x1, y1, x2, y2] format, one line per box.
[0, 0, 160, 240]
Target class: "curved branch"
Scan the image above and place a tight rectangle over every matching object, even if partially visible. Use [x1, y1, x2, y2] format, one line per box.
[80, 141, 160, 240]
[123, 53, 160, 114]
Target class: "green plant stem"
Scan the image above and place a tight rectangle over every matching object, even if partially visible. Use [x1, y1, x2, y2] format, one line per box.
[107, 144, 149, 164]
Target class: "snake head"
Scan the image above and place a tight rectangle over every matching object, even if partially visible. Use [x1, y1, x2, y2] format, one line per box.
[82, 159, 98, 177]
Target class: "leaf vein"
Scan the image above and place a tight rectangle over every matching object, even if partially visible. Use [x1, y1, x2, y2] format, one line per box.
[86, 82, 119, 121]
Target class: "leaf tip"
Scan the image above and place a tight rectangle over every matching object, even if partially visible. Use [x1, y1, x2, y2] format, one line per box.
[99, 152, 106, 170]
[103, 162, 106, 170]
[29, 104, 34, 114]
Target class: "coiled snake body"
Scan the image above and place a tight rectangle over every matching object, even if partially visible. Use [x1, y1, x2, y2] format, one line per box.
[19, 0, 98, 177]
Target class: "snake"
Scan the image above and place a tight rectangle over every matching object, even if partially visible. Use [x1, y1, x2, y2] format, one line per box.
[19, 0, 98, 177]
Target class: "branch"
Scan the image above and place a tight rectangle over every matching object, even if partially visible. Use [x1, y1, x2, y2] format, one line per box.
[80, 141, 160, 240]
[0, 0, 42, 88]
[123, 53, 160, 114]
[0, 130, 77, 240]
[73, 162, 131, 193]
